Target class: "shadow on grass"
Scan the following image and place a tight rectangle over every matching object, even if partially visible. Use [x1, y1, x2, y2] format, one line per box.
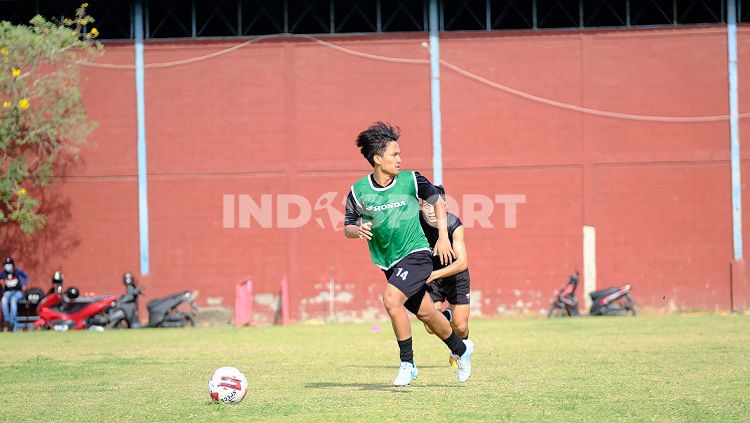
[346, 365, 444, 369]
[305, 382, 461, 392]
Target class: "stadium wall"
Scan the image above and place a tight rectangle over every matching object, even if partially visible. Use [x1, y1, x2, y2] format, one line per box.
[3, 25, 750, 321]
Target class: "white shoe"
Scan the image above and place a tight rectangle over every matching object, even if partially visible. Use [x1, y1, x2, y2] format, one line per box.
[456, 340, 474, 383]
[393, 362, 418, 386]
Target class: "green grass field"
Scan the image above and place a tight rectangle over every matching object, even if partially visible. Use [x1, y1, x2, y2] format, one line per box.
[1, 314, 748, 422]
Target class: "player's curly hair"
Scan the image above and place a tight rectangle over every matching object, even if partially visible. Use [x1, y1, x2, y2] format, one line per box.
[355, 121, 401, 166]
[434, 184, 446, 200]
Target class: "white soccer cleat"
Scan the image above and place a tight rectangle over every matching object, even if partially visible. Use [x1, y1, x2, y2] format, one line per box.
[456, 340, 474, 383]
[393, 361, 418, 386]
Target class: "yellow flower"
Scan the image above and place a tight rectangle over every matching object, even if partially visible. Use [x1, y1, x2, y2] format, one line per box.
[18, 98, 29, 110]
[11, 69, 20, 77]
[82, 3, 89, 7]
[2, 101, 10, 108]
[0, 48, 7, 55]
[90, 28, 99, 37]
[17, 188, 27, 197]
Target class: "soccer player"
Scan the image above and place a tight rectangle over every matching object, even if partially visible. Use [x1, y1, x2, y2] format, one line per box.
[344, 122, 474, 386]
[419, 185, 471, 368]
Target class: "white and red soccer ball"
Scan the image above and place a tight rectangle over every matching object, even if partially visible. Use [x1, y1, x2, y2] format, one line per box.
[208, 367, 248, 404]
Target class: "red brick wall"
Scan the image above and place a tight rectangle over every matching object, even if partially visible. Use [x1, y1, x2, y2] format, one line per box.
[3, 26, 749, 321]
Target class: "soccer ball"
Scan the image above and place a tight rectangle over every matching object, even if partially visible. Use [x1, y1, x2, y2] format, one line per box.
[208, 367, 248, 404]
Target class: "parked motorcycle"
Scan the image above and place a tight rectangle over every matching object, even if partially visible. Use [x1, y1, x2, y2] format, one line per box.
[548, 271, 581, 318]
[107, 286, 143, 328]
[589, 284, 637, 316]
[35, 287, 117, 331]
[108, 272, 198, 328]
[107, 286, 198, 328]
[146, 291, 198, 328]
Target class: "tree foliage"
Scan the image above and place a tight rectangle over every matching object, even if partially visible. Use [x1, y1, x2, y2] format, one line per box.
[0, 4, 100, 233]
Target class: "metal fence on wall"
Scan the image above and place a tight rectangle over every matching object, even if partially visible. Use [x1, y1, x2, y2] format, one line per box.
[0, 0, 746, 40]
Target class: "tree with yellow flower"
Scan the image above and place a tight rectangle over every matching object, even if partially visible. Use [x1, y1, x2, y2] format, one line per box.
[0, 5, 101, 233]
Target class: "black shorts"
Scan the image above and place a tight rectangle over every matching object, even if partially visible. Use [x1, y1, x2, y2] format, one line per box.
[383, 250, 433, 314]
[427, 269, 471, 305]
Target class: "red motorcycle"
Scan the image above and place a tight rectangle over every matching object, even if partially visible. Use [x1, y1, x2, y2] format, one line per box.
[34, 287, 117, 331]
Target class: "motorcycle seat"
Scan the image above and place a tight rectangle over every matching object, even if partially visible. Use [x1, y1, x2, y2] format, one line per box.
[589, 287, 620, 299]
[147, 292, 189, 310]
[67, 296, 115, 305]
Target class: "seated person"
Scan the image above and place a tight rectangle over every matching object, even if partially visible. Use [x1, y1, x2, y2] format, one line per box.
[1, 257, 29, 331]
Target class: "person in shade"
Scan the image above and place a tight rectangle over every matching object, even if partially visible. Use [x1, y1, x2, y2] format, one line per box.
[1, 257, 29, 331]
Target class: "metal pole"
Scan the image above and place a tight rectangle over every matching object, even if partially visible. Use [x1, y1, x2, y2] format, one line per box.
[583, 226, 597, 311]
[429, 0, 443, 185]
[626, 0, 631, 26]
[728, 0, 743, 260]
[376, 0, 382, 32]
[330, 0, 335, 33]
[144, 0, 150, 38]
[439, 0, 444, 31]
[486, 0, 491, 31]
[579, 0, 584, 28]
[191, 0, 196, 37]
[237, 0, 242, 36]
[134, 0, 150, 275]
[284, 0, 289, 32]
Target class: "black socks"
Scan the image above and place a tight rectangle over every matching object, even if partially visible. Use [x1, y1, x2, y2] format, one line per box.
[400, 330, 467, 363]
[442, 330, 467, 357]
[397, 337, 414, 364]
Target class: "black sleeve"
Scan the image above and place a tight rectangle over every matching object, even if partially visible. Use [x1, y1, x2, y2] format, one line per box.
[344, 190, 362, 227]
[414, 172, 439, 204]
[447, 213, 463, 237]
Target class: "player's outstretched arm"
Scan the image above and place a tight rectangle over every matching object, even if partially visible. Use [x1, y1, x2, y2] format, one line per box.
[427, 226, 468, 283]
[433, 197, 455, 266]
